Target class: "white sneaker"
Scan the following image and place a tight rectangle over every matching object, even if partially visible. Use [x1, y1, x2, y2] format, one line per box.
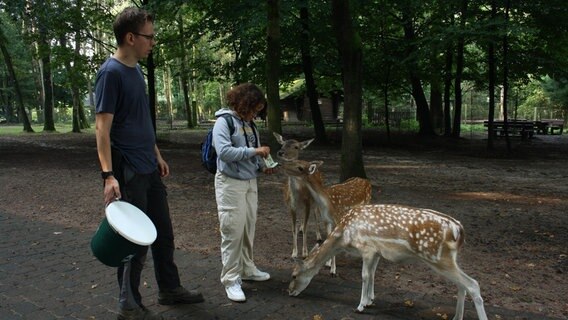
[241, 269, 270, 281]
[225, 282, 246, 302]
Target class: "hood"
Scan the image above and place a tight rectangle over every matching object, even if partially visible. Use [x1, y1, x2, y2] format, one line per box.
[215, 108, 235, 118]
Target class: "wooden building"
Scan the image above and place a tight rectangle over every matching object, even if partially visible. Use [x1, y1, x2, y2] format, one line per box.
[279, 92, 341, 123]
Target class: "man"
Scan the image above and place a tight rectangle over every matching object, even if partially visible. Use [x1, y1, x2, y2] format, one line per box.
[94, 7, 203, 320]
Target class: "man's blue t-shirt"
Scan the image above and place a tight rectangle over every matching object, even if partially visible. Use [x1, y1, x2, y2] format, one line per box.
[95, 57, 157, 174]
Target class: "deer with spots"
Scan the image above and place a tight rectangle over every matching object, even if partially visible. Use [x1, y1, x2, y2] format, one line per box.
[282, 160, 488, 320]
[274, 133, 372, 273]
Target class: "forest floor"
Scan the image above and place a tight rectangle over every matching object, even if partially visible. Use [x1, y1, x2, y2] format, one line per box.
[0, 125, 567, 319]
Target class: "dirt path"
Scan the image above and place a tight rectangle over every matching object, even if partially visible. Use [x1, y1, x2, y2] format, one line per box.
[0, 127, 566, 319]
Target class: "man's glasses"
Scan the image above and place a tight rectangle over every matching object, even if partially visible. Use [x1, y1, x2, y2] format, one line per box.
[132, 32, 156, 41]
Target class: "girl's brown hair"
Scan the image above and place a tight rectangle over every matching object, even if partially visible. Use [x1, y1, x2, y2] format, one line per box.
[226, 83, 266, 119]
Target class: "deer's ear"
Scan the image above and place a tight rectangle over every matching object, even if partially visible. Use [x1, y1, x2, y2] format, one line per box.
[308, 161, 323, 174]
[273, 132, 284, 144]
[300, 138, 315, 150]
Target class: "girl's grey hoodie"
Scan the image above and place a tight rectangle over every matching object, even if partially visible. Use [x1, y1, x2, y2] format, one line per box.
[212, 108, 264, 180]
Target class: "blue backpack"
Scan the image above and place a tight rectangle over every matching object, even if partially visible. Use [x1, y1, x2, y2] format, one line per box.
[201, 114, 235, 174]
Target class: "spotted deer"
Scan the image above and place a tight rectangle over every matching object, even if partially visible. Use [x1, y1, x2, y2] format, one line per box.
[274, 132, 372, 267]
[316, 176, 372, 275]
[282, 160, 488, 320]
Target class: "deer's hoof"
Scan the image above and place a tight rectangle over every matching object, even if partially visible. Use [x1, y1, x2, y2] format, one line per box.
[354, 306, 366, 313]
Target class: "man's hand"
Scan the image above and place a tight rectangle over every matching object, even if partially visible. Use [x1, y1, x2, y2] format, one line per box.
[103, 176, 121, 205]
[157, 157, 170, 177]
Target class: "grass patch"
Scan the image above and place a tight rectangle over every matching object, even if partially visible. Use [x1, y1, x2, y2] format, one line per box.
[0, 123, 95, 135]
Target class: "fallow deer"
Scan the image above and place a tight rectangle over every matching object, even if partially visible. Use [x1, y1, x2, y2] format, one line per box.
[274, 132, 372, 268]
[273, 132, 320, 258]
[282, 160, 488, 320]
[317, 176, 372, 275]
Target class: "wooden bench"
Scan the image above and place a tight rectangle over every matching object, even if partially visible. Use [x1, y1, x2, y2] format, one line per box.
[484, 120, 535, 140]
[538, 119, 564, 135]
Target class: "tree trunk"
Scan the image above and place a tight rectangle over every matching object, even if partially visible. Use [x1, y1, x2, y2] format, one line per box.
[39, 26, 55, 132]
[300, 0, 327, 143]
[402, 13, 434, 136]
[443, 44, 453, 137]
[331, 0, 366, 181]
[0, 25, 34, 132]
[452, 0, 467, 138]
[141, 0, 157, 132]
[266, 0, 282, 148]
[502, 0, 511, 151]
[177, 15, 194, 128]
[146, 54, 157, 132]
[79, 104, 89, 129]
[487, 0, 497, 150]
[410, 74, 434, 135]
[366, 100, 373, 127]
[430, 78, 443, 134]
[163, 64, 173, 129]
[59, 12, 84, 134]
[383, 66, 391, 140]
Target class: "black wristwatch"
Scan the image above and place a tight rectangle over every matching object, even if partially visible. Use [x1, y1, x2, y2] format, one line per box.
[101, 171, 114, 179]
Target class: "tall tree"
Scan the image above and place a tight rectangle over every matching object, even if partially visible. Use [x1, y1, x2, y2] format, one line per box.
[299, 0, 327, 143]
[443, 40, 453, 137]
[39, 34, 55, 130]
[501, 0, 512, 151]
[486, 0, 498, 150]
[331, 0, 366, 180]
[266, 0, 282, 147]
[141, 0, 158, 132]
[452, 0, 467, 138]
[176, 14, 194, 128]
[400, 4, 435, 136]
[0, 20, 34, 132]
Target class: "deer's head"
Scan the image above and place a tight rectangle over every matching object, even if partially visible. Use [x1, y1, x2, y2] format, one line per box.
[273, 132, 315, 161]
[279, 159, 323, 178]
[288, 261, 313, 297]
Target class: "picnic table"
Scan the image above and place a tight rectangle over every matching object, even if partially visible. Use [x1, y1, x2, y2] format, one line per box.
[484, 119, 565, 139]
[535, 119, 564, 135]
[484, 120, 535, 140]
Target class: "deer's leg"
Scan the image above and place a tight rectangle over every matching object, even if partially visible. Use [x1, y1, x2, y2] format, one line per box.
[290, 207, 299, 258]
[369, 253, 380, 303]
[325, 222, 333, 268]
[429, 261, 488, 320]
[300, 201, 312, 258]
[357, 253, 379, 312]
[329, 255, 337, 277]
[456, 270, 487, 320]
[313, 207, 323, 241]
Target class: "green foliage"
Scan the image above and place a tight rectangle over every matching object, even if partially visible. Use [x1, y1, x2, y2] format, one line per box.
[2, 0, 568, 130]
[518, 77, 567, 120]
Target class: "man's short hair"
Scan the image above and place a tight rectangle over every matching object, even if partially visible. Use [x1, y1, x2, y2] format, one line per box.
[113, 7, 154, 46]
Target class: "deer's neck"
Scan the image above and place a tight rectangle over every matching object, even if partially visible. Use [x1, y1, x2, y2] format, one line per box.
[305, 176, 336, 224]
[303, 229, 344, 274]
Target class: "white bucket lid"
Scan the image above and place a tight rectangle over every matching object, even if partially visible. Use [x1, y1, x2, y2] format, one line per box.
[105, 201, 157, 246]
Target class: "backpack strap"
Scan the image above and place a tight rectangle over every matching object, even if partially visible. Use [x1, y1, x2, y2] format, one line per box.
[237, 118, 259, 148]
[219, 114, 235, 135]
[250, 120, 259, 148]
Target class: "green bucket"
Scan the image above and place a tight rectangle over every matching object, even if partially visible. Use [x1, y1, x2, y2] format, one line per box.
[90, 201, 157, 267]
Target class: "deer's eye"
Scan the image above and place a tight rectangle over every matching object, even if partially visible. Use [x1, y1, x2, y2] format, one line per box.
[292, 275, 297, 279]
